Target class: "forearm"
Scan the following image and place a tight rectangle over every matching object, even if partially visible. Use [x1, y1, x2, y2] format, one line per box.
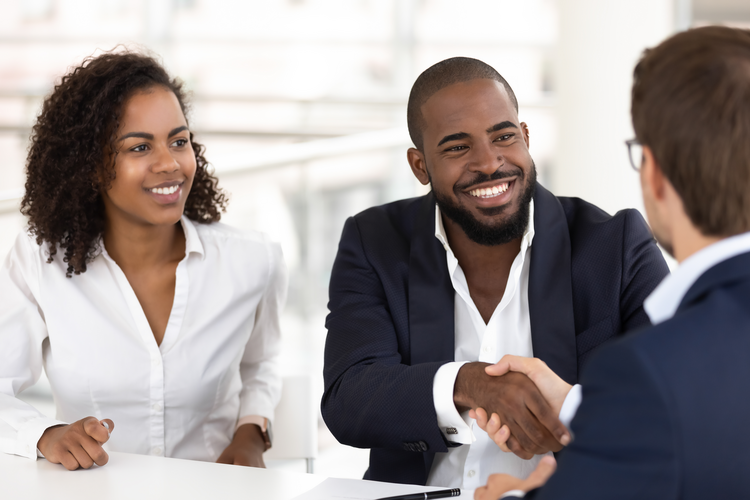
[322, 361, 449, 452]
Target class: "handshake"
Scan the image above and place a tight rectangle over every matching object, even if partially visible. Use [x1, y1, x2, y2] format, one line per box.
[456, 355, 574, 458]
[457, 356, 575, 498]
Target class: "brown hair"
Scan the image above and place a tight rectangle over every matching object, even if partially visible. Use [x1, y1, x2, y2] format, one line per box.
[22, 50, 228, 277]
[631, 26, 750, 236]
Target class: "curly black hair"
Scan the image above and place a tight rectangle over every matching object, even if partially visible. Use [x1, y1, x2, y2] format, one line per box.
[22, 50, 228, 277]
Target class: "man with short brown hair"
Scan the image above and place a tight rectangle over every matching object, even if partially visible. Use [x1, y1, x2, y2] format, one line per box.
[475, 25, 750, 499]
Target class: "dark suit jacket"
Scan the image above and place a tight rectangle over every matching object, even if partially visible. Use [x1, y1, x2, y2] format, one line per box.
[530, 250, 750, 499]
[322, 184, 669, 485]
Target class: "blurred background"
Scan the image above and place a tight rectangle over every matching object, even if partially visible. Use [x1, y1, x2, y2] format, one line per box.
[2, 0, 749, 479]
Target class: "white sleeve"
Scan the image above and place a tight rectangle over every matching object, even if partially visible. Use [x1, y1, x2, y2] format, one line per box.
[432, 361, 475, 444]
[0, 232, 66, 459]
[237, 240, 286, 434]
[558, 383, 582, 428]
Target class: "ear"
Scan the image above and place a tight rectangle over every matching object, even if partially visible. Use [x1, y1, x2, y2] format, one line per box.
[407, 148, 431, 186]
[641, 146, 666, 201]
[521, 122, 530, 148]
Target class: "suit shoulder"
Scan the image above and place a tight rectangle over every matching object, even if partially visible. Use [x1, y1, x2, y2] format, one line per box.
[557, 196, 647, 232]
[555, 196, 652, 250]
[350, 195, 425, 240]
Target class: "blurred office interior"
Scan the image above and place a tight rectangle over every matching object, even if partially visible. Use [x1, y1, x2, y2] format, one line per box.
[1, 0, 749, 479]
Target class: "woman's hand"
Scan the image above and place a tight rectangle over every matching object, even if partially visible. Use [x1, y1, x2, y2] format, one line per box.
[216, 423, 267, 468]
[37, 417, 114, 470]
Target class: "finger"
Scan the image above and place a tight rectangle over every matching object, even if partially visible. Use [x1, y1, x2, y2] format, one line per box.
[484, 359, 511, 377]
[506, 435, 535, 460]
[80, 435, 109, 466]
[69, 443, 95, 469]
[523, 455, 557, 490]
[485, 413, 502, 437]
[83, 417, 112, 443]
[524, 392, 571, 447]
[486, 355, 536, 377]
[59, 451, 80, 471]
[491, 424, 512, 451]
[504, 412, 550, 455]
[472, 407, 490, 430]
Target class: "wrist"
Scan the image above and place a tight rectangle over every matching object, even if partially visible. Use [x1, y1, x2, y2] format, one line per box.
[235, 423, 271, 452]
[37, 424, 67, 454]
[454, 362, 490, 411]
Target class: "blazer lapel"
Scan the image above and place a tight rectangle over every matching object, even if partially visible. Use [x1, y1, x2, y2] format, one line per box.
[678, 251, 750, 313]
[408, 192, 456, 365]
[528, 185, 578, 384]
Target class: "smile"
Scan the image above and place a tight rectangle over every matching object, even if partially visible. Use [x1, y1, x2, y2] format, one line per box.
[149, 185, 180, 195]
[468, 182, 509, 199]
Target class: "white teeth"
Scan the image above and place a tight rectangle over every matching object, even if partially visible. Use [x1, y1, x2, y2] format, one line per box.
[151, 185, 179, 195]
[469, 183, 509, 198]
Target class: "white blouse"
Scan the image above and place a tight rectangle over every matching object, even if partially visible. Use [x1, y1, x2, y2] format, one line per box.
[0, 217, 285, 462]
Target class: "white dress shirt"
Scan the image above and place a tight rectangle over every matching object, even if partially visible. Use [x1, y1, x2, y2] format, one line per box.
[0, 216, 285, 462]
[426, 201, 548, 490]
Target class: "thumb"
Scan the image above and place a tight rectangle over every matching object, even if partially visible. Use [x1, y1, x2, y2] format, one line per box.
[484, 360, 511, 377]
[524, 455, 557, 490]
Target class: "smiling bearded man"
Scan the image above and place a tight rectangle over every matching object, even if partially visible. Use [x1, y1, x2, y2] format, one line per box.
[321, 56, 670, 489]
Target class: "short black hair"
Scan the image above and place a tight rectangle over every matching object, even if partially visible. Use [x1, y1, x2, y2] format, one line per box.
[407, 57, 519, 151]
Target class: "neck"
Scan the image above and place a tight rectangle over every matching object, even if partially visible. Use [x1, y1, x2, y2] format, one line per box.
[442, 215, 522, 274]
[103, 217, 185, 270]
[669, 211, 721, 263]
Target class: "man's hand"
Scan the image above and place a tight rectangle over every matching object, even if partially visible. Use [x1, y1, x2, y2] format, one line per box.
[216, 424, 267, 468]
[37, 417, 114, 470]
[454, 362, 569, 459]
[469, 407, 512, 452]
[486, 355, 574, 417]
[474, 455, 557, 500]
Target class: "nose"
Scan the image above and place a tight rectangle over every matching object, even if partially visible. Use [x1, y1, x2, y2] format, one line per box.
[152, 144, 179, 173]
[469, 141, 503, 175]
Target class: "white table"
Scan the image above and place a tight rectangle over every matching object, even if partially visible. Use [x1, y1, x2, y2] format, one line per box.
[0, 451, 474, 500]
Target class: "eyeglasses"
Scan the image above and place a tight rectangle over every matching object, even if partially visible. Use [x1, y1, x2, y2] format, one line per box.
[625, 139, 643, 171]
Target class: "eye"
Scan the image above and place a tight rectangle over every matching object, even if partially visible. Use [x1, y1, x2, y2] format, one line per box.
[496, 133, 514, 142]
[445, 145, 468, 152]
[172, 138, 189, 147]
[130, 144, 148, 152]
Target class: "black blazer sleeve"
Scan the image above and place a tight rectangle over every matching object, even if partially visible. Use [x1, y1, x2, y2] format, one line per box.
[619, 209, 669, 332]
[533, 341, 678, 500]
[321, 216, 449, 453]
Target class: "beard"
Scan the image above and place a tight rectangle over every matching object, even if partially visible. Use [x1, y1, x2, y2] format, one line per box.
[433, 162, 537, 246]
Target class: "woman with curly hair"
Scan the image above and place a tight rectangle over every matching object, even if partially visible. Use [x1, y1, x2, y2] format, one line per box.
[0, 51, 285, 471]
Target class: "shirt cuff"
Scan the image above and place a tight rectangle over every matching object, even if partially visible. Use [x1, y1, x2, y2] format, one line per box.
[558, 384, 582, 428]
[236, 415, 267, 433]
[432, 361, 475, 444]
[16, 417, 67, 460]
[501, 490, 526, 498]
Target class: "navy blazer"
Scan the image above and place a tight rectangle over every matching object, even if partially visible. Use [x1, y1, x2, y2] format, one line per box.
[531, 250, 750, 499]
[322, 184, 669, 485]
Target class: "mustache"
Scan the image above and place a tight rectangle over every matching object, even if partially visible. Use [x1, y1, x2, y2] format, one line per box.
[454, 168, 523, 192]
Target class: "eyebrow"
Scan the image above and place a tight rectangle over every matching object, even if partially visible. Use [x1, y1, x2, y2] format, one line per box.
[117, 126, 189, 142]
[486, 121, 518, 133]
[437, 132, 469, 147]
[436, 121, 518, 148]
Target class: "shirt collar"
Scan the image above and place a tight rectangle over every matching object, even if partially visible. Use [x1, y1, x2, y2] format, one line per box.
[434, 199, 535, 256]
[180, 215, 205, 260]
[644, 231, 750, 324]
